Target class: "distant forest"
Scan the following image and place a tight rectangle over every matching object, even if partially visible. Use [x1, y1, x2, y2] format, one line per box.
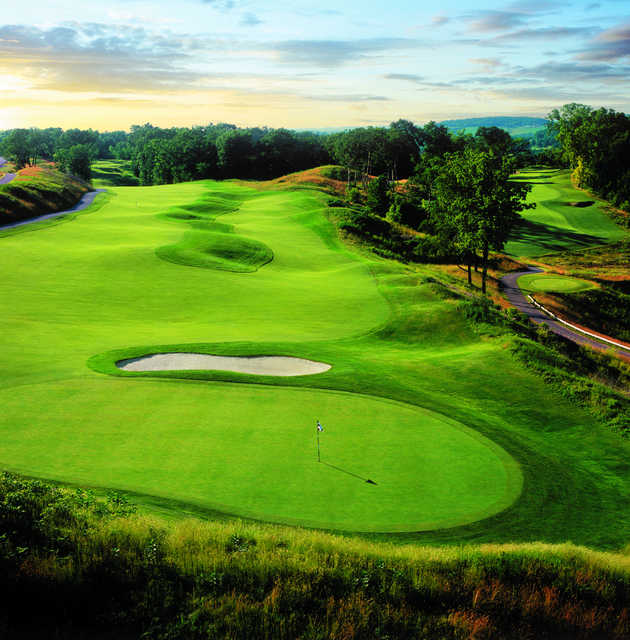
[0, 119, 538, 185]
[0, 106, 627, 210]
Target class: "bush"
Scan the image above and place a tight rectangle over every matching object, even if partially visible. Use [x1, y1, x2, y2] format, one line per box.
[459, 296, 503, 325]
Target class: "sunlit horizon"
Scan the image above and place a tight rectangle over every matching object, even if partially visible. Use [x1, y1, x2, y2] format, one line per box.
[1, 0, 629, 131]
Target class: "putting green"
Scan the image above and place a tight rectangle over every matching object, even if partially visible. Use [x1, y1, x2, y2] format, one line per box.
[518, 273, 595, 294]
[0, 378, 521, 532]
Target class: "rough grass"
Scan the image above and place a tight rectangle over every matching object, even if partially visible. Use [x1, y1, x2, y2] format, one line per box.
[0, 165, 89, 224]
[542, 239, 630, 280]
[3, 473, 630, 640]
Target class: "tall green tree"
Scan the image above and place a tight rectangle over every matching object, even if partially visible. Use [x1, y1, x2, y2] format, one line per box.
[429, 149, 533, 292]
[54, 144, 93, 181]
[365, 175, 391, 216]
[2, 129, 31, 168]
[546, 103, 593, 168]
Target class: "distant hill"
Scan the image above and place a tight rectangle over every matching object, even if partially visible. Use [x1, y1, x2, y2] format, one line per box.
[439, 116, 548, 137]
[296, 117, 549, 137]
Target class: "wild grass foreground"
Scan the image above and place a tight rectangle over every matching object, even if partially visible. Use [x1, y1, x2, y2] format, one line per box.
[2, 473, 630, 640]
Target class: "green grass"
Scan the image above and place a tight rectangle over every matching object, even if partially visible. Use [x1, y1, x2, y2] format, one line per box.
[517, 273, 596, 293]
[505, 168, 628, 257]
[91, 159, 139, 187]
[1, 178, 630, 546]
[5, 474, 630, 639]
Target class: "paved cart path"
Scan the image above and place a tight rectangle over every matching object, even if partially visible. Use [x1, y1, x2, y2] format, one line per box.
[0, 157, 15, 185]
[501, 266, 630, 361]
[0, 189, 106, 230]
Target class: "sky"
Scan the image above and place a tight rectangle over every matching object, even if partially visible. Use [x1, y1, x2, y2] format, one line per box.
[0, 0, 628, 131]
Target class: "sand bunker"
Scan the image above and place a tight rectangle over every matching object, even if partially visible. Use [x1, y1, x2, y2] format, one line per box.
[116, 353, 331, 376]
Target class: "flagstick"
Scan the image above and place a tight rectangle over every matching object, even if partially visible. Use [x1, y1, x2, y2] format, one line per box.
[317, 429, 320, 462]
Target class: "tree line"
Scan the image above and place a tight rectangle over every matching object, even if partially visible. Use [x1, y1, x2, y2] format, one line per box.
[0, 118, 540, 187]
[548, 103, 630, 211]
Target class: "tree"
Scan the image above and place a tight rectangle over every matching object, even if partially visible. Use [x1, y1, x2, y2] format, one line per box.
[365, 175, 391, 216]
[474, 126, 513, 156]
[429, 149, 533, 293]
[546, 103, 593, 168]
[54, 144, 93, 181]
[2, 129, 30, 168]
[216, 129, 254, 178]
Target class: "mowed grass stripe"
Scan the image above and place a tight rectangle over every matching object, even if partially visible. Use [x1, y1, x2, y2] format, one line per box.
[0, 181, 389, 388]
[506, 168, 627, 257]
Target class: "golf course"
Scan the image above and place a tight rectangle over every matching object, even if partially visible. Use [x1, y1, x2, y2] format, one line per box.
[0, 174, 629, 544]
[505, 168, 627, 257]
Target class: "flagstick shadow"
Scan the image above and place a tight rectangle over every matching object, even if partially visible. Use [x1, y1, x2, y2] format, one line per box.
[321, 461, 377, 485]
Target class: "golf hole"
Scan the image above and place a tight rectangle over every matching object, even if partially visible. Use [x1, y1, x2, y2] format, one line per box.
[116, 353, 331, 376]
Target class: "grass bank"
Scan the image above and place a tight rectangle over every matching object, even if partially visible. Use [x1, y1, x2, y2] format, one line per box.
[2, 473, 630, 640]
[0, 165, 89, 225]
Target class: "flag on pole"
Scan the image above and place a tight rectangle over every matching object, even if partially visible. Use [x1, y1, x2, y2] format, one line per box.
[317, 420, 324, 432]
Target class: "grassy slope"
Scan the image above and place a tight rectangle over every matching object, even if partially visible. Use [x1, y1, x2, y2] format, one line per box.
[505, 168, 627, 257]
[4, 474, 630, 640]
[0, 165, 89, 224]
[0, 178, 630, 546]
[91, 159, 139, 187]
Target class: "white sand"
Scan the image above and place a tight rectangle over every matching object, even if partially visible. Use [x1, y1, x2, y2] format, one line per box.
[116, 353, 331, 376]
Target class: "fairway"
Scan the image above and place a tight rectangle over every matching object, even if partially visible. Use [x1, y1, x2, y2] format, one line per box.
[505, 168, 627, 257]
[2, 178, 630, 544]
[517, 273, 596, 293]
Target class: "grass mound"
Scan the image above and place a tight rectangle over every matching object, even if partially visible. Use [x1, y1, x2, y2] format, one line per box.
[517, 273, 596, 293]
[157, 229, 273, 272]
[253, 165, 347, 195]
[0, 165, 89, 225]
[91, 159, 140, 187]
[156, 191, 272, 272]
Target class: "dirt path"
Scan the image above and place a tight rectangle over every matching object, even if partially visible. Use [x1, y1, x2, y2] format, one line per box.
[0, 189, 106, 231]
[501, 267, 630, 360]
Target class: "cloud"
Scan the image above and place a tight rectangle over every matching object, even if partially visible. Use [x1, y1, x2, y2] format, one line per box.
[432, 15, 450, 27]
[0, 23, 232, 94]
[468, 57, 503, 70]
[240, 13, 263, 26]
[510, 60, 630, 84]
[384, 73, 424, 84]
[577, 22, 630, 61]
[307, 94, 390, 102]
[466, 11, 529, 33]
[269, 38, 427, 67]
[200, 0, 236, 8]
[487, 26, 595, 44]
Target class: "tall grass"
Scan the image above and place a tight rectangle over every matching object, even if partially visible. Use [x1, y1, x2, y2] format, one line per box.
[2, 473, 629, 639]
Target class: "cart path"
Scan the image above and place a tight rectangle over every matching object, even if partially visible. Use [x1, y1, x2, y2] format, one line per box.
[500, 267, 630, 361]
[0, 157, 15, 185]
[0, 189, 106, 230]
